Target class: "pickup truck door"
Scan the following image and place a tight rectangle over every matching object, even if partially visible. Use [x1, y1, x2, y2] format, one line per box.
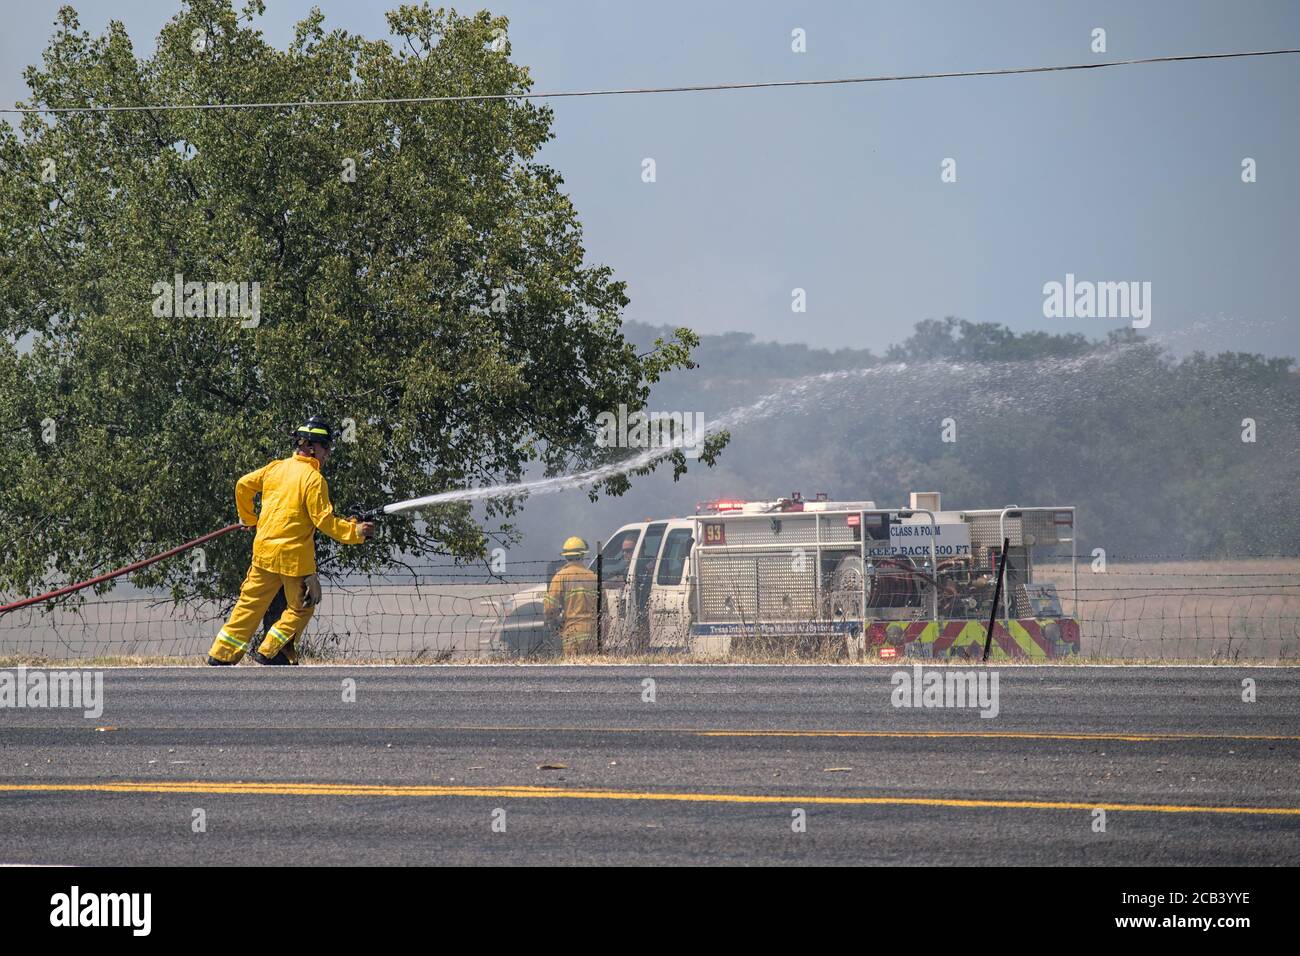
[593, 527, 642, 644]
[648, 526, 694, 649]
[632, 523, 668, 639]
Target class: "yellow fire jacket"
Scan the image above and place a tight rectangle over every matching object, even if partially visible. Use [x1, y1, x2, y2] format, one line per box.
[236, 453, 365, 576]
[543, 560, 599, 635]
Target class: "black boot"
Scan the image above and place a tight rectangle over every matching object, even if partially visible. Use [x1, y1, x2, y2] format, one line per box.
[250, 648, 291, 665]
[206, 656, 235, 666]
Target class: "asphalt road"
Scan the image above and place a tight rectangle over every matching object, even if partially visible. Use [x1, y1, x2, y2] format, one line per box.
[2, 665, 1298, 865]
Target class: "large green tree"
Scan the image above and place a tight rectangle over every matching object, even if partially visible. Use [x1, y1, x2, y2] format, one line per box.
[0, 1, 711, 602]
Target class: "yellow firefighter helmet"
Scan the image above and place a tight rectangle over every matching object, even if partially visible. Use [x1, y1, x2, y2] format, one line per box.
[560, 536, 589, 557]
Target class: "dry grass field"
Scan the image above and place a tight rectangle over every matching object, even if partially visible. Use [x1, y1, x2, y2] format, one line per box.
[2, 561, 1297, 662]
[1039, 559, 1300, 661]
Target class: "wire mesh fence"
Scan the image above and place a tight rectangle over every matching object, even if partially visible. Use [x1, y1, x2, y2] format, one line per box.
[1, 556, 1298, 661]
[1045, 559, 1300, 661]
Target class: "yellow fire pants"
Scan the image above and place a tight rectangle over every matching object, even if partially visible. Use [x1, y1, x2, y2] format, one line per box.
[207, 564, 318, 663]
[561, 620, 597, 657]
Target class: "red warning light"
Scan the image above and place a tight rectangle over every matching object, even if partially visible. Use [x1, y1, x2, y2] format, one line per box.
[698, 498, 747, 514]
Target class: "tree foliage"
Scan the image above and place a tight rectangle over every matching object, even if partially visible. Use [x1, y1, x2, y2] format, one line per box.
[0, 1, 707, 602]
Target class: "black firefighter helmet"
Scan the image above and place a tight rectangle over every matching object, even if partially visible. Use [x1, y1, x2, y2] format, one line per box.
[293, 414, 335, 449]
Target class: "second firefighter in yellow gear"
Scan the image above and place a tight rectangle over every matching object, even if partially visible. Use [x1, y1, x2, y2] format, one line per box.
[207, 416, 373, 665]
[543, 537, 599, 656]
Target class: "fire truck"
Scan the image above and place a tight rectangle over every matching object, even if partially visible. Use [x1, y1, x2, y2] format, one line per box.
[486, 492, 1080, 660]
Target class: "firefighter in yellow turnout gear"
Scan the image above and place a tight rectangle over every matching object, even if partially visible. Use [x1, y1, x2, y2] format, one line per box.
[543, 537, 599, 656]
[206, 416, 374, 665]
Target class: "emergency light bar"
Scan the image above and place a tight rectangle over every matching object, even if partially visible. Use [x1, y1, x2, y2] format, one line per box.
[696, 498, 747, 514]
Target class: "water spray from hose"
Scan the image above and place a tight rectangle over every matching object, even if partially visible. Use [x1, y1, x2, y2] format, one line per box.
[381, 344, 1146, 514]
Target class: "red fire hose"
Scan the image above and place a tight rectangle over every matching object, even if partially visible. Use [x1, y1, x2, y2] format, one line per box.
[0, 523, 242, 616]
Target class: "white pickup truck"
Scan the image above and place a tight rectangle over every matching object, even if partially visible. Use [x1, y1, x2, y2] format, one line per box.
[482, 492, 1080, 660]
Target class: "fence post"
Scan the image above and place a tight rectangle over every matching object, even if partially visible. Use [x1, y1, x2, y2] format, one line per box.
[983, 537, 1010, 662]
[595, 541, 603, 654]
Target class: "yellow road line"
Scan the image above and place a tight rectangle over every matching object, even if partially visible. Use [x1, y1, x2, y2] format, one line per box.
[103, 725, 1296, 743]
[3, 781, 1299, 816]
[695, 730, 1300, 742]
[433, 726, 1300, 743]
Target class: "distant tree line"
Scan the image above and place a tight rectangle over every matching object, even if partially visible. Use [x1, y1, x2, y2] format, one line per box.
[519, 318, 1300, 560]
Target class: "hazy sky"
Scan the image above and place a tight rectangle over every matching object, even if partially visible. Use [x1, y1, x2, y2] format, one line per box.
[3, 0, 1297, 357]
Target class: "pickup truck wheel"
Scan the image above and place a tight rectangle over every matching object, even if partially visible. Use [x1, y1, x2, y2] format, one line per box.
[826, 555, 865, 618]
[500, 603, 559, 658]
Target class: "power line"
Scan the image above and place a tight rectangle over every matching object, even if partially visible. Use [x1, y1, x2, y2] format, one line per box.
[3, 48, 1298, 115]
